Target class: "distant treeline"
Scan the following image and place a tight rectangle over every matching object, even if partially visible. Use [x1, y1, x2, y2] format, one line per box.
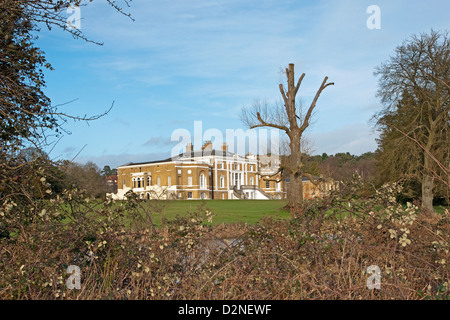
[14, 148, 117, 199]
[300, 152, 376, 183]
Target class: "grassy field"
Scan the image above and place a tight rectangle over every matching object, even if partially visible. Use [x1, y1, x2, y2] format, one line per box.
[146, 200, 448, 226]
[139, 199, 290, 225]
[61, 198, 448, 227]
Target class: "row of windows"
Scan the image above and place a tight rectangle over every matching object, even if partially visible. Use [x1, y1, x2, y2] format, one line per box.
[131, 176, 171, 188]
[130, 174, 209, 188]
[127, 173, 285, 190]
[216, 163, 256, 171]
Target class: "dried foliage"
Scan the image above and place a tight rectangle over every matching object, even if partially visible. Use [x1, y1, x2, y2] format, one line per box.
[1, 176, 448, 300]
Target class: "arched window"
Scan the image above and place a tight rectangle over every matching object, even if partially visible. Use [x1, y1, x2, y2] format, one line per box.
[200, 173, 206, 189]
[147, 176, 151, 187]
[266, 180, 270, 189]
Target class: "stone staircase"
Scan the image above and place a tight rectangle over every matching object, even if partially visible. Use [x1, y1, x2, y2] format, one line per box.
[233, 185, 274, 200]
[232, 186, 246, 199]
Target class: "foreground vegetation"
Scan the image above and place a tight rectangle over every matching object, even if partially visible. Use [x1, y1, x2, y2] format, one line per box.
[1, 177, 448, 300]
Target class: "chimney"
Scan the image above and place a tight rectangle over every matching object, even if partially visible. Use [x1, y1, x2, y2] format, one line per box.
[186, 142, 193, 153]
[202, 140, 212, 151]
[221, 143, 228, 152]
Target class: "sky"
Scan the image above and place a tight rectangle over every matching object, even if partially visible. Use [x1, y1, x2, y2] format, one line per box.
[36, 0, 450, 169]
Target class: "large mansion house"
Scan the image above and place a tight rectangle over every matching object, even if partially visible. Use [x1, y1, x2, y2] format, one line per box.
[111, 141, 336, 200]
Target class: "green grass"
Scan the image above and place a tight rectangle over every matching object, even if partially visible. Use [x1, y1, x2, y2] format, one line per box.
[141, 199, 290, 225]
[57, 197, 448, 227]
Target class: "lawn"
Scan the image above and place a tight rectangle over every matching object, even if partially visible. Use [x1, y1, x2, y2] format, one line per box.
[58, 197, 448, 227]
[140, 199, 290, 225]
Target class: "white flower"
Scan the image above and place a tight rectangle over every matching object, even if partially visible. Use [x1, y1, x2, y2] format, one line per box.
[399, 235, 411, 247]
[388, 229, 397, 239]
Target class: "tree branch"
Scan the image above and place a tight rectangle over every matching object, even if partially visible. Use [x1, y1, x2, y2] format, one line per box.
[299, 77, 334, 133]
[250, 112, 290, 133]
[294, 73, 306, 96]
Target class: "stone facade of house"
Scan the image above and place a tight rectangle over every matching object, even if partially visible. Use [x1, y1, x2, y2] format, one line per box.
[110, 142, 336, 200]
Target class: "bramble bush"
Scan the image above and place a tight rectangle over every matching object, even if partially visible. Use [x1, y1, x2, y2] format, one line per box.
[0, 174, 448, 299]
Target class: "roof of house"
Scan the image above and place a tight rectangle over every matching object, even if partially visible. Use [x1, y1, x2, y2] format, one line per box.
[118, 149, 245, 168]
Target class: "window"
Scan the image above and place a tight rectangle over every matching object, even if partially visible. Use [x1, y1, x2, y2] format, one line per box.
[234, 164, 239, 170]
[123, 179, 126, 187]
[220, 176, 225, 188]
[250, 177, 254, 186]
[187, 192, 193, 199]
[137, 178, 141, 188]
[276, 181, 281, 191]
[157, 177, 161, 187]
[266, 180, 270, 189]
[218, 163, 222, 169]
[167, 176, 171, 187]
[200, 173, 206, 189]
[147, 176, 151, 187]
[187, 176, 192, 186]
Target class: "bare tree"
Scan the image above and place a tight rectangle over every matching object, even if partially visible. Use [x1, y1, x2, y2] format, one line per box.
[374, 30, 449, 212]
[241, 63, 334, 210]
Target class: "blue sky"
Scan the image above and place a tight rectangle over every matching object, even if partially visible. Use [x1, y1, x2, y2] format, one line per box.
[36, 0, 450, 169]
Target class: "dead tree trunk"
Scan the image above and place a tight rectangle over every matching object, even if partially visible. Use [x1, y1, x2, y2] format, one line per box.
[245, 63, 334, 212]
